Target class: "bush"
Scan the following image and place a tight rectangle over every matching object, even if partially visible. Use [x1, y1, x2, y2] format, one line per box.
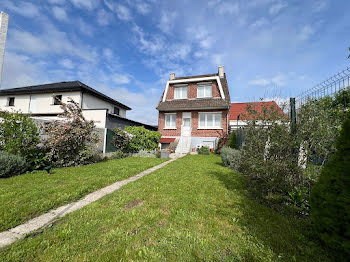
[124, 126, 161, 153]
[45, 100, 100, 167]
[112, 128, 132, 153]
[310, 111, 350, 258]
[228, 131, 237, 149]
[220, 146, 241, 171]
[198, 146, 210, 155]
[0, 151, 28, 178]
[111, 150, 130, 159]
[132, 149, 158, 158]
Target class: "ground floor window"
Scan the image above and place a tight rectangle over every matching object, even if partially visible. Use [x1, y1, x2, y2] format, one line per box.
[165, 114, 176, 128]
[199, 113, 221, 128]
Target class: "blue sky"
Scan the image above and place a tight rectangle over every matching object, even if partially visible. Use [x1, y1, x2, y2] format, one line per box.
[0, 0, 349, 124]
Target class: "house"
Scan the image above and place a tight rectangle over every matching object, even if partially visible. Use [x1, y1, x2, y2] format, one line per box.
[229, 101, 286, 130]
[0, 81, 156, 152]
[157, 66, 231, 153]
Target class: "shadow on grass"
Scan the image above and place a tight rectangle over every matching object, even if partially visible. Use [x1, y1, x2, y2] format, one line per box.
[211, 166, 333, 262]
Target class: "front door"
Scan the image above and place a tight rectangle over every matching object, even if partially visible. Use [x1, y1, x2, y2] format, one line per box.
[182, 112, 191, 136]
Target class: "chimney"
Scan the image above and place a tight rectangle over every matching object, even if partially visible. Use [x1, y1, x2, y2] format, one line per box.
[0, 12, 9, 89]
[169, 73, 175, 80]
[218, 66, 224, 78]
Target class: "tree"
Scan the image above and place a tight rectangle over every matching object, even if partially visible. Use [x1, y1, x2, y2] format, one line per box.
[310, 111, 350, 258]
[44, 99, 100, 167]
[228, 130, 237, 149]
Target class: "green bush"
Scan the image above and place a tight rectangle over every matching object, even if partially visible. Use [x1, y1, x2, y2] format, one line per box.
[310, 111, 350, 258]
[0, 151, 28, 178]
[198, 146, 210, 155]
[228, 131, 237, 149]
[111, 150, 130, 159]
[220, 146, 241, 171]
[132, 149, 158, 158]
[112, 128, 132, 153]
[124, 126, 161, 153]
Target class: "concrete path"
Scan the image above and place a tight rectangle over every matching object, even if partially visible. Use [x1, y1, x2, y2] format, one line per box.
[0, 156, 181, 249]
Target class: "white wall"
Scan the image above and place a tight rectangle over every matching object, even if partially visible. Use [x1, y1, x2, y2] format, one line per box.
[0, 94, 31, 113]
[82, 92, 126, 118]
[82, 109, 107, 128]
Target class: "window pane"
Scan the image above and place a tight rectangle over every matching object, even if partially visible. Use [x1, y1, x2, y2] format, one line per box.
[198, 86, 204, 97]
[183, 118, 190, 127]
[171, 114, 176, 126]
[174, 88, 180, 99]
[199, 114, 205, 127]
[214, 114, 221, 127]
[205, 86, 212, 97]
[165, 115, 170, 127]
[207, 114, 213, 127]
[181, 87, 187, 98]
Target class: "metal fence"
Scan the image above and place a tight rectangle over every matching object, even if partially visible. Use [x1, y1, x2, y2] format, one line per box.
[295, 67, 350, 108]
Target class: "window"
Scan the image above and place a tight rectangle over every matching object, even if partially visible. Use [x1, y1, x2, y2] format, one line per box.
[198, 113, 221, 128]
[53, 95, 62, 105]
[113, 107, 120, 115]
[7, 97, 15, 106]
[174, 86, 187, 99]
[165, 114, 176, 128]
[197, 85, 212, 98]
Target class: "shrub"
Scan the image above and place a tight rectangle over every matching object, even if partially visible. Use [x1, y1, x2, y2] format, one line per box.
[132, 149, 158, 158]
[112, 128, 132, 153]
[198, 146, 210, 155]
[0, 151, 28, 178]
[124, 126, 161, 153]
[44, 100, 100, 167]
[228, 131, 237, 149]
[310, 111, 350, 258]
[220, 146, 241, 171]
[111, 150, 130, 159]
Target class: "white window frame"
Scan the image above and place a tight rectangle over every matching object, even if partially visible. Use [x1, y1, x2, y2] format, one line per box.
[197, 83, 212, 98]
[174, 85, 188, 99]
[198, 112, 222, 129]
[164, 113, 177, 129]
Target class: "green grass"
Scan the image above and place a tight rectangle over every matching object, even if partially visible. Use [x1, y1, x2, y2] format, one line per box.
[0, 157, 165, 231]
[0, 155, 333, 261]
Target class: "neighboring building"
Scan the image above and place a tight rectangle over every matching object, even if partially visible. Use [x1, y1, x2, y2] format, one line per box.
[157, 66, 231, 153]
[0, 81, 156, 152]
[229, 101, 285, 130]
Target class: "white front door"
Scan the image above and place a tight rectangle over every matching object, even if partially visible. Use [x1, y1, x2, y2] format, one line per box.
[182, 112, 191, 137]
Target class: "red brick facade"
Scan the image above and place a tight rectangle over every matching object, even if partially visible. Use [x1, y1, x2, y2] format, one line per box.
[158, 109, 228, 137]
[165, 81, 220, 100]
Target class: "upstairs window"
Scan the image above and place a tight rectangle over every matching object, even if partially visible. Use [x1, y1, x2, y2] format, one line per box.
[113, 107, 120, 115]
[165, 113, 176, 128]
[197, 84, 212, 98]
[53, 95, 62, 105]
[7, 97, 15, 106]
[174, 86, 187, 99]
[199, 113, 221, 129]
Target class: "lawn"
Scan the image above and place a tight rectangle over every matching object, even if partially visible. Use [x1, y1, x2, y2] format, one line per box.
[0, 155, 333, 261]
[0, 157, 165, 232]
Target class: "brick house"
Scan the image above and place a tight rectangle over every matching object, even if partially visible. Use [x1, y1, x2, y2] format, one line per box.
[156, 66, 231, 153]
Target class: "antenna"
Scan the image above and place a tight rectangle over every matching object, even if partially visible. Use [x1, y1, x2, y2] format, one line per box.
[0, 11, 9, 89]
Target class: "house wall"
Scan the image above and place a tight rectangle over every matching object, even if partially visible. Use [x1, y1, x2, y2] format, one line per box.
[158, 109, 228, 138]
[82, 109, 107, 128]
[0, 91, 81, 114]
[82, 92, 126, 118]
[165, 81, 220, 100]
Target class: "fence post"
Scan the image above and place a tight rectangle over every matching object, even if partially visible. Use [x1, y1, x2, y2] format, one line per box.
[290, 97, 296, 134]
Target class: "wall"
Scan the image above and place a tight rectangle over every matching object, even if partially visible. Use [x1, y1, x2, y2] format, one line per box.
[82, 92, 126, 118]
[158, 109, 228, 138]
[0, 94, 30, 113]
[165, 81, 221, 100]
[82, 109, 107, 128]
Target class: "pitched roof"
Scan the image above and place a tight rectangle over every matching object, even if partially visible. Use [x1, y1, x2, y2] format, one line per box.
[229, 101, 286, 120]
[157, 73, 231, 111]
[0, 81, 131, 110]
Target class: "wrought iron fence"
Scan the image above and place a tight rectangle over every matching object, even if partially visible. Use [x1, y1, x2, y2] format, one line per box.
[296, 67, 350, 108]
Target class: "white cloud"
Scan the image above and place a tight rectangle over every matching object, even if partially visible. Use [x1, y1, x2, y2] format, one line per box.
[77, 18, 94, 36]
[269, 1, 287, 15]
[48, 0, 66, 4]
[111, 73, 131, 84]
[217, 2, 239, 15]
[3, 0, 40, 18]
[133, 1, 151, 15]
[248, 73, 287, 87]
[97, 9, 113, 25]
[158, 12, 177, 33]
[104, 1, 132, 21]
[70, 0, 99, 10]
[188, 27, 213, 49]
[103, 48, 113, 59]
[59, 58, 74, 69]
[52, 6, 68, 21]
[250, 17, 269, 28]
[298, 25, 315, 41]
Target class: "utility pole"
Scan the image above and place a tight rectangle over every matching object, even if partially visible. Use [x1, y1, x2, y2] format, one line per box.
[0, 12, 9, 89]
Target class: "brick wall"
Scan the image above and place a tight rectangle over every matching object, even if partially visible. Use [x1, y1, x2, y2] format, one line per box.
[158, 109, 228, 137]
[165, 81, 220, 100]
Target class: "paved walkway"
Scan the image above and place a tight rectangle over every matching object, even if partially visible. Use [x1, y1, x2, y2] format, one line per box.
[0, 156, 181, 249]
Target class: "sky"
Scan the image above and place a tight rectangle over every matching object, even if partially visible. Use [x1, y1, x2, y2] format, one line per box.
[0, 0, 349, 125]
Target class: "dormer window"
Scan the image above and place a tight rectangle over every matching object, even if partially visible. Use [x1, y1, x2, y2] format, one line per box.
[197, 84, 212, 98]
[113, 107, 120, 115]
[174, 86, 187, 99]
[53, 95, 62, 105]
[7, 97, 15, 106]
